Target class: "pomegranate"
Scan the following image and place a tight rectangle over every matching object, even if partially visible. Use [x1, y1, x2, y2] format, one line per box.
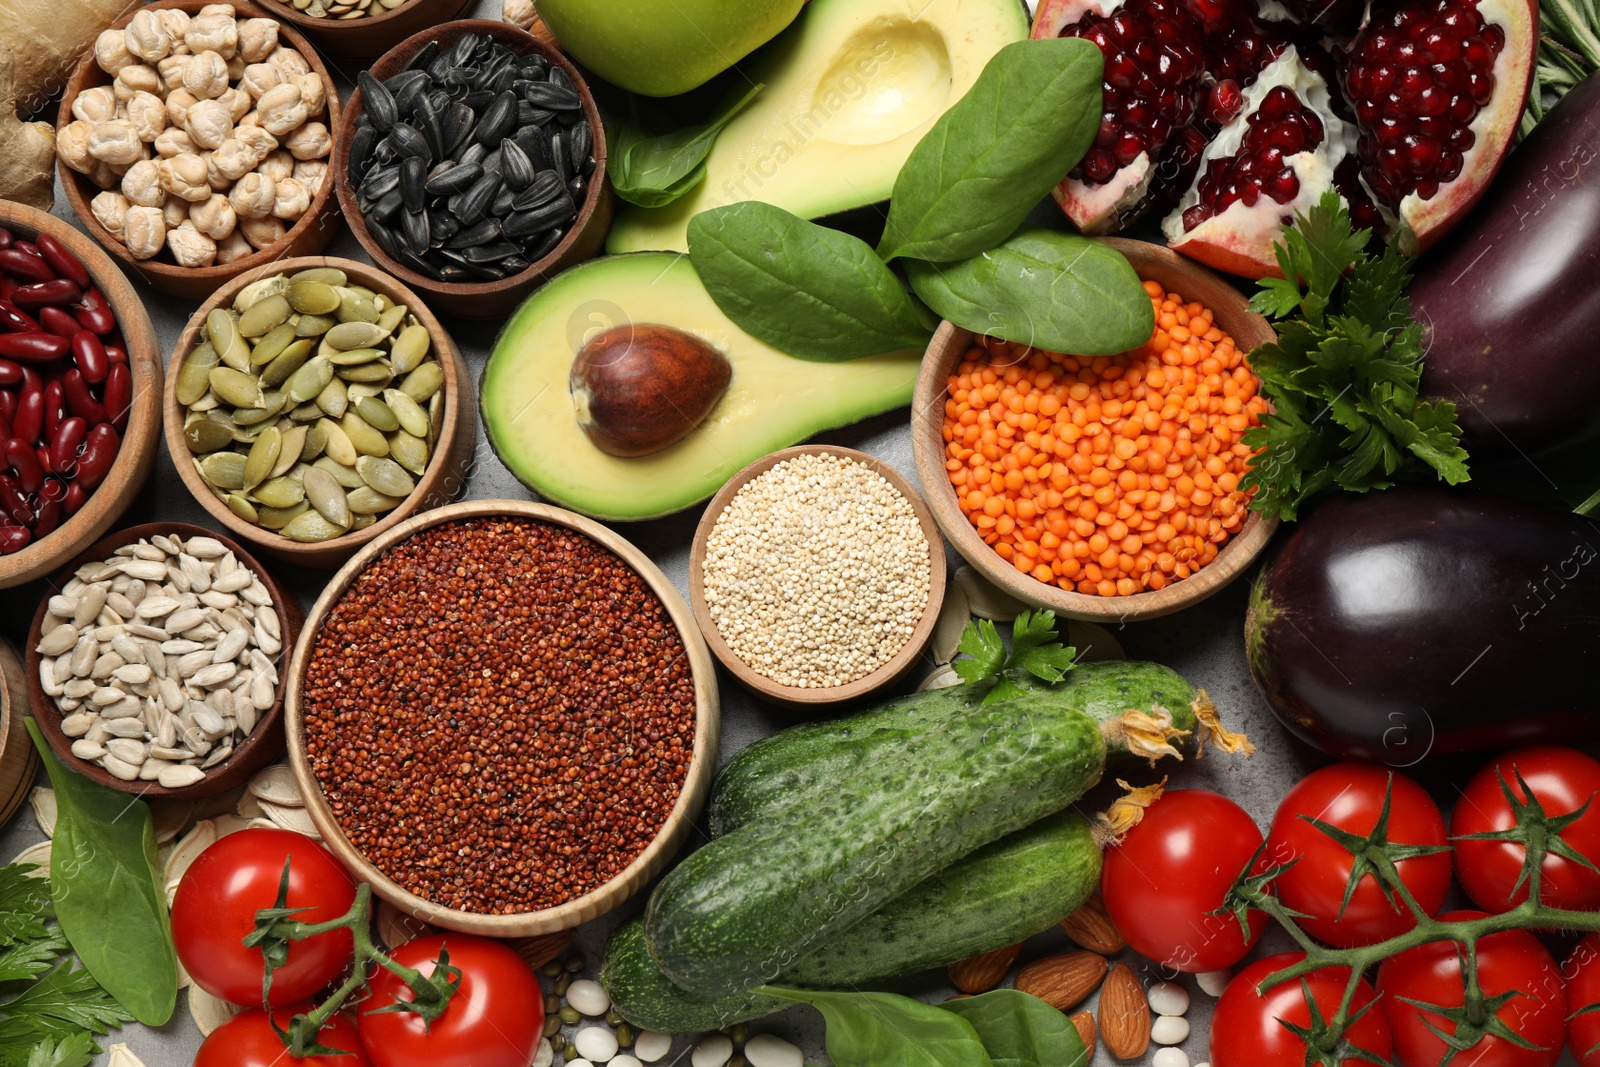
[1032, 0, 1537, 276]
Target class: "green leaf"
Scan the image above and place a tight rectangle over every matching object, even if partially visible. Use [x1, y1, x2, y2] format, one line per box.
[23, 1034, 94, 1067]
[906, 227, 1154, 357]
[1008, 609, 1076, 684]
[765, 987, 994, 1067]
[941, 990, 1088, 1067]
[0, 932, 69, 985]
[0, 865, 53, 948]
[689, 202, 935, 362]
[608, 84, 765, 209]
[0, 961, 130, 1045]
[24, 721, 176, 1027]
[952, 618, 1007, 685]
[878, 39, 1103, 263]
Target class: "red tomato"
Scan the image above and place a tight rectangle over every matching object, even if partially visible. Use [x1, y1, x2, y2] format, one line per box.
[1212, 952, 1392, 1067]
[1378, 910, 1566, 1067]
[172, 829, 357, 1006]
[195, 1008, 369, 1067]
[1566, 934, 1600, 1066]
[1101, 789, 1268, 972]
[1453, 747, 1600, 912]
[358, 934, 544, 1067]
[1266, 764, 1451, 947]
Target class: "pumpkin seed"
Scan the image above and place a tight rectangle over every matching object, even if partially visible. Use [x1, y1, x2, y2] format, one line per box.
[256, 501, 309, 530]
[295, 313, 337, 338]
[316, 377, 349, 418]
[199, 452, 246, 490]
[283, 510, 346, 543]
[313, 456, 365, 488]
[356, 455, 415, 498]
[325, 321, 389, 351]
[242, 427, 281, 490]
[289, 402, 324, 422]
[335, 290, 378, 323]
[233, 393, 284, 426]
[208, 367, 261, 409]
[346, 487, 405, 515]
[249, 322, 297, 366]
[287, 356, 334, 405]
[349, 513, 376, 531]
[376, 304, 408, 335]
[233, 274, 287, 310]
[400, 362, 443, 402]
[253, 476, 305, 509]
[273, 426, 307, 478]
[238, 294, 291, 338]
[384, 389, 429, 437]
[319, 420, 358, 465]
[207, 309, 250, 371]
[303, 467, 352, 528]
[177, 344, 219, 405]
[185, 419, 233, 453]
[354, 397, 400, 432]
[287, 281, 340, 315]
[341, 412, 389, 457]
[302, 423, 327, 461]
[388, 430, 429, 475]
[189, 393, 220, 412]
[336, 361, 393, 384]
[388, 324, 431, 373]
[226, 493, 259, 523]
[288, 267, 348, 287]
[327, 347, 385, 366]
[260, 339, 314, 388]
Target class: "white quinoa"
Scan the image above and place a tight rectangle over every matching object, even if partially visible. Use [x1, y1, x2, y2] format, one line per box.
[702, 453, 932, 688]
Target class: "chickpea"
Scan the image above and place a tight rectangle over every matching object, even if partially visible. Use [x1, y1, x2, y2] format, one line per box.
[113, 64, 162, 103]
[184, 99, 233, 151]
[240, 215, 287, 251]
[157, 54, 190, 93]
[94, 29, 137, 76]
[153, 127, 195, 159]
[125, 9, 172, 63]
[233, 125, 277, 160]
[258, 150, 294, 184]
[87, 121, 145, 166]
[120, 159, 166, 208]
[283, 122, 330, 162]
[227, 53, 247, 82]
[190, 194, 237, 241]
[158, 9, 193, 46]
[255, 83, 307, 138]
[289, 72, 326, 116]
[126, 91, 168, 143]
[90, 191, 133, 242]
[185, 11, 238, 60]
[165, 88, 200, 129]
[239, 62, 282, 102]
[56, 121, 96, 175]
[271, 176, 310, 221]
[209, 137, 260, 182]
[167, 221, 218, 268]
[237, 18, 279, 63]
[265, 45, 309, 77]
[202, 152, 233, 192]
[158, 153, 212, 202]
[123, 205, 167, 260]
[291, 158, 327, 196]
[229, 172, 276, 219]
[88, 160, 122, 192]
[215, 229, 254, 265]
[162, 197, 191, 229]
[183, 50, 230, 100]
[71, 86, 118, 125]
[218, 86, 252, 123]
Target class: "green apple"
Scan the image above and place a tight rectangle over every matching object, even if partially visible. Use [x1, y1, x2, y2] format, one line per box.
[536, 0, 806, 97]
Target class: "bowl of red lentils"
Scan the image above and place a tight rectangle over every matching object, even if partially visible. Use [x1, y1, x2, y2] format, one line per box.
[911, 238, 1279, 623]
[283, 498, 719, 936]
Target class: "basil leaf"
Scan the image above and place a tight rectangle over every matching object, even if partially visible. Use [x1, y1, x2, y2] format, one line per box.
[765, 987, 994, 1067]
[906, 227, 1154, 356]
[878, 39, 1103, 263]
[689, 202, 935, 361]
[609, 83, 765, 209]
[24, 720, 177, 1027]
[942, 990, 1089, 1067]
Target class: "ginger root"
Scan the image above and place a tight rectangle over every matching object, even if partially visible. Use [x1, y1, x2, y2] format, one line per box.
[0, 0, 136, 209]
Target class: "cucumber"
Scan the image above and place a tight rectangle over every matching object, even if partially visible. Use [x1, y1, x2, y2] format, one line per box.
[604, 811, 1101, 1033]
[644, 696, 1106, 996]
[709, 660, 1203, 835]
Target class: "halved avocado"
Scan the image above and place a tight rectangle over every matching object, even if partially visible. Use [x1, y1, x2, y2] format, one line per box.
[480, 254, 923, 520]
[605, 0, 1030, 254]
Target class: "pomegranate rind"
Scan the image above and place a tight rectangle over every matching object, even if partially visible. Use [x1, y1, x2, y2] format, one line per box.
[1386, 0, 1538, 255]
[1163, 48, 1355, 278]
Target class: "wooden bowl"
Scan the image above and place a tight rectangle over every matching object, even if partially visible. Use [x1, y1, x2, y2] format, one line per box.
[164, 255, 477, 569]
[252, 0, 474, 59]
[0, 202, 163, 591]
[334, 19, 614, 320]
[56, 0, 343, 302]
[284, 499, 721, 936]
[0, 636, 41, 830]
[688, 445, 948, 708]
[25, 521, 305, 801]
[911, 239, 1279, 623]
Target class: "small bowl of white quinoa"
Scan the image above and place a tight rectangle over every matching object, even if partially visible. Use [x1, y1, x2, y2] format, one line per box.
[688, 445, 947, 708]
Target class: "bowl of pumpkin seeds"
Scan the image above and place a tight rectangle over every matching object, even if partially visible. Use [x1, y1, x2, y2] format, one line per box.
[164, 256, 476, 567]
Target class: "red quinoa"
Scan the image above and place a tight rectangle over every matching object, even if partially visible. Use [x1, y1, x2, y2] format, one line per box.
[301, 517, 697, 914]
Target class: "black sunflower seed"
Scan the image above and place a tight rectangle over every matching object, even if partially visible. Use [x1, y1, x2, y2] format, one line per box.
[385, 68, 429, 94]
[462, 88, 495, 113]
[549, 129, 569, 181]
[428, 206, 459, 246]
[360, 163, 400, 203]
[528, 227, 566, 261]
[356, 111, 371, 130]
[463, 261, 507, 281]
[444, 103, 476, 158]
[513, 171, 565, 211]
[513, 125, 549, 171]
[500, 139, 535, 192]
[451, 172, 502, 224]
[521, 81, 581, 111]
[413, 93, 445, 158]
[500, 255, 531, 274]
[564, 122, 591, 167]
[400, 156, 426, 213]
[399, 246, 443, 280]
[447, 219, 501, 249]
[445, 32, 478, 69]
[475, 91, 518, 147]
[388, 123, 432, 162]
[503, 194, 575, 238]
[400, 208, 430, 254]
[459, 141, 489, 168]
[462, 240, 520, 264]
[437, 264, 472, 283]
[481, 148, 502, 177]
[548, 66, 573, 92]
[492, 185, 517, 218]
[359, 71, 398, 133]
[348, 125, 377, 180]
[369, 188, 404, 222]
[424, 162, 482, 197]
[519, 54, 549, 77]
[366, 217, 400, 260]
[408, 40, 440, 74]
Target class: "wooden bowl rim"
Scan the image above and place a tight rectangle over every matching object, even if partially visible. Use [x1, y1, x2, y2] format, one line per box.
[24, 520, 305, 799]
[253, 0, 468, 38]
[687, 444, 948, 706]
[55, 0, 343, 286]
[163, 254, 470, 561]
[284, 498, 721, 935]
[333, 18, 608, 301]
[0, 202, 163, 588]
[910, 238, 1279, 623]
[0, 637, 41, 825]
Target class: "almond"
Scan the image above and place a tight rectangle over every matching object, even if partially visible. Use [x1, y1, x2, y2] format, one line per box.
[1060, 891, 1127, 955]
[948, 943, 1022, 994]
[1070, 1011, 1097, 1059]
[1012, 951, 1107, 1013]
[1098, 962, 1151, 1060]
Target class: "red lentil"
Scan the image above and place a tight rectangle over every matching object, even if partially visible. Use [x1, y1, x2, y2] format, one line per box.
[301, 517, 697, 914]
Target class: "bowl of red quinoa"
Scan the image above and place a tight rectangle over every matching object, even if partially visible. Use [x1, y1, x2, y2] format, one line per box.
[283, 499, 718, 936]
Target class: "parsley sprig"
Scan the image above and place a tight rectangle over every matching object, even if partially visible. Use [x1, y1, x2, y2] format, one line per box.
[1242, 191, 1471, 521]
[952, 609, 1078, 703]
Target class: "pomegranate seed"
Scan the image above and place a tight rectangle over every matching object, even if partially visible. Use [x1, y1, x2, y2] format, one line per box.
[1182, 84, 1328, 232]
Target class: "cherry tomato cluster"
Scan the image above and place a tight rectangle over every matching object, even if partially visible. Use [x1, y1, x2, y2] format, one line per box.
[1098, 747, 1600, 1067]
[171, 829, 546, 1067]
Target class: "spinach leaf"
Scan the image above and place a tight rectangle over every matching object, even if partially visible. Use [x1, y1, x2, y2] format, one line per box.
[689, 202, 935, 362]
[906, 227, 1154, 356]
[878, 39, 1103, 263]
[942, 990, 1089, 1067]
[24, 721, 176, 1027]
[765, 987, 994, 1067]
[609, 84, 765, 208]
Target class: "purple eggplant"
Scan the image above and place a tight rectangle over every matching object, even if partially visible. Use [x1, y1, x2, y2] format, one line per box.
[1412, 72, 1600, 451]
[1246, 488, 1600, 762]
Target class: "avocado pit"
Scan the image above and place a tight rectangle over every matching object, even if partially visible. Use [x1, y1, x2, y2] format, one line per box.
[570, 324, 733, 457]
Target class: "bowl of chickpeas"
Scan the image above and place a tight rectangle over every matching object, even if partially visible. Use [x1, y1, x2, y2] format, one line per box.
[55, 0, 342, 301]
[911, 238, 1280, 623]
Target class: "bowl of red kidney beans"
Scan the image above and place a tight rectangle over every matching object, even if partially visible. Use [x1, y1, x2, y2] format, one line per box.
[0, 202, 163, 589]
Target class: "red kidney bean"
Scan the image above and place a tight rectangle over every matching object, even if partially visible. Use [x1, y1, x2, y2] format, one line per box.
[12, 242, 38, 258]
[0, 230, 12, 250]
[0, 332, 68, 362]
[103, 363, 130, 430]
[7, 438, 44, 493]
[0, 300, 40, 334]
[41, 379, 64, 438]
[0, 280, 14, 301]
[13, 377, 42, 445]
[63, 481, 86, 515]
[48, 418, 85, 474]
[0, 391, 14, 427]
[0, 476, 30, 526]
[11, 280, 81, 311]
[104, 343, 126, 365]
[0, 360, 19, 388]
[73, 288, 115, 336]
[70, 331, 107, 384]
[61, 370, 104, 425]
[32, 497, 61, 539]
[76, 424, 117, 490]
[0, 524, 31, 553]
[38, 478, 65, 503]
[35, 234, 89, 290]
[0, 248, 53, 284]
[38, 307, 79, 339]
